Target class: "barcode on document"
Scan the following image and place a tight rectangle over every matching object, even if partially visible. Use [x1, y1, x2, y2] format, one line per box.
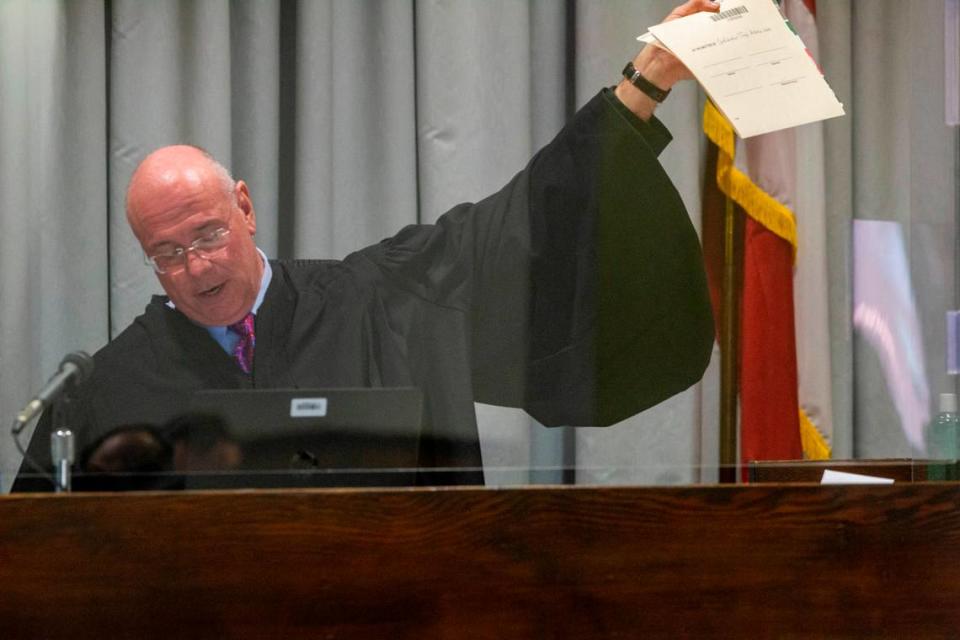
[711, 6, 749, 21]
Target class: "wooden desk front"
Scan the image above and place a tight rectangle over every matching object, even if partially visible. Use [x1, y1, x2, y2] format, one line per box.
[2, 484, 959, 638]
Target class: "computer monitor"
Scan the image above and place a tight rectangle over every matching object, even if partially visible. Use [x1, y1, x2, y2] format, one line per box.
[178, 387, 425, 488]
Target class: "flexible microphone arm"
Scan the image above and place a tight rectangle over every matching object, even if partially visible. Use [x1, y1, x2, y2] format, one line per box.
[12, 351, 94, 435]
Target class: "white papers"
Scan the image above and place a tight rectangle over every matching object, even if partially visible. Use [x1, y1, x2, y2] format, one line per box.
[640, 0, 844, 138]
[820, 470, 895, 485]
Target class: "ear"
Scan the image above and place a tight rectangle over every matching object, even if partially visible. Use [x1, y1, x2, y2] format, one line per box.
[235, 180, 256, 235]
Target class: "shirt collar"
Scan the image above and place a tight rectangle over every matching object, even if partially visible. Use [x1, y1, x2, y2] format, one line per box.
[249, 247, 272, 316]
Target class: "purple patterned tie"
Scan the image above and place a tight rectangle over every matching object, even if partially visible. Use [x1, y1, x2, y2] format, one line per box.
[229, 313, 256, 374]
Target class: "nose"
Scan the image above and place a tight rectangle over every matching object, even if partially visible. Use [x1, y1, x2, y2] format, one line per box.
[183, 248, 213, 277]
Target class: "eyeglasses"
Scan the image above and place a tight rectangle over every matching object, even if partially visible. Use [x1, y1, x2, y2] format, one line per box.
[145, 227, 231, 274]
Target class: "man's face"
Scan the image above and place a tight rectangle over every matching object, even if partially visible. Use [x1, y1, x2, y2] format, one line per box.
[131, 173, 263, 327]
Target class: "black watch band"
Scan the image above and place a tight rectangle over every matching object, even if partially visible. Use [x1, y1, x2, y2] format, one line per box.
[622, 61, 671, 103]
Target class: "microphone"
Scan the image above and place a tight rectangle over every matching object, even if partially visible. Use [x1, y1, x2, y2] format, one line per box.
[12, 351, 94, 434]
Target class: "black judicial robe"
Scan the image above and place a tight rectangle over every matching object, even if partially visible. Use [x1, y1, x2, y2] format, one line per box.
[19, 89, 714, 485]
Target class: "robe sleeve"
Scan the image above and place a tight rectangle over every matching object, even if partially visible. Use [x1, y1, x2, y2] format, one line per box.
[368, 89, 714, 427]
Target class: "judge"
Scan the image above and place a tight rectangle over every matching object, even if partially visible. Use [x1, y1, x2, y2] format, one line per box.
[18, 0, 718, 486]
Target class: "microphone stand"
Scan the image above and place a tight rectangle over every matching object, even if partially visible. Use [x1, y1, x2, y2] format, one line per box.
[50, 394, 77, 493]
[10, 350, 92, 492]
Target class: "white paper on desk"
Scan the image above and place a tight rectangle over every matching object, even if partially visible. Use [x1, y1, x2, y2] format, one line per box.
[820, 470, 895, 485]
[645, 0, 844, 138]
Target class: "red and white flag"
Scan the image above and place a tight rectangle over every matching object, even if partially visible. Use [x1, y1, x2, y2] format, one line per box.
[702, 0, 832, 466]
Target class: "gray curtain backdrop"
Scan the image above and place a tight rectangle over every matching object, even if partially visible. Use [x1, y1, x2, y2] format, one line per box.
[845, 0, 959, 457]
[1, 0, 109, 492]
[2, 0, 956, 492]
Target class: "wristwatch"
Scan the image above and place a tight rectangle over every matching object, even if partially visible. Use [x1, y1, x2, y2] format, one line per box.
[622, 61, 671, 103]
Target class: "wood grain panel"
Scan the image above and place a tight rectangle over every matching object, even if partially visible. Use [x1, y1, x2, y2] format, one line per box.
[2, 484, 960, 638]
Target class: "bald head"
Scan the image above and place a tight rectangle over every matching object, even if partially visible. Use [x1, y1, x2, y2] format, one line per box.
[124, 144, 263, 327]
[126, 145, 235, 241]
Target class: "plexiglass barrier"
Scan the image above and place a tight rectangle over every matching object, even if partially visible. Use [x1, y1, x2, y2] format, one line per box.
[4, 1, 960, 495]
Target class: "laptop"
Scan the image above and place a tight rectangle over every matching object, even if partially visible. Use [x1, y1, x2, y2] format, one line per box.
[176, 387, 424, 488]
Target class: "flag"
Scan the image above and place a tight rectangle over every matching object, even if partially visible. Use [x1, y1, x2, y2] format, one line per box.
[702, 0, 832, 466]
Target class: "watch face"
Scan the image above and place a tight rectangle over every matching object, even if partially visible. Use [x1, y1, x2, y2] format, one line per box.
[623, 62, 669, 103]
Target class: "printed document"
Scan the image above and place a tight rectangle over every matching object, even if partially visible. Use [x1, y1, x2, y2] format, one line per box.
[820, 470, 895, 485]
[642, 0, 844, 137]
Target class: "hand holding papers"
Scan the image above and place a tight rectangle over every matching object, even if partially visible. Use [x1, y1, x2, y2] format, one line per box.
[640, 0, 844, 137]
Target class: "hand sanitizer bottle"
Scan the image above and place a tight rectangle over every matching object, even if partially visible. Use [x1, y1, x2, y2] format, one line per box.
[928, 393, 960, 459]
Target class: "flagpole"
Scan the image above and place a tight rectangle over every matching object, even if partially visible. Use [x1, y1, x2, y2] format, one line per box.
[719, 194, 740, 483]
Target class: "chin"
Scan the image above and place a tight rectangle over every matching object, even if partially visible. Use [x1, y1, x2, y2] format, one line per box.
[179, 304, 241, 328]
[176, 286, 250, 326]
